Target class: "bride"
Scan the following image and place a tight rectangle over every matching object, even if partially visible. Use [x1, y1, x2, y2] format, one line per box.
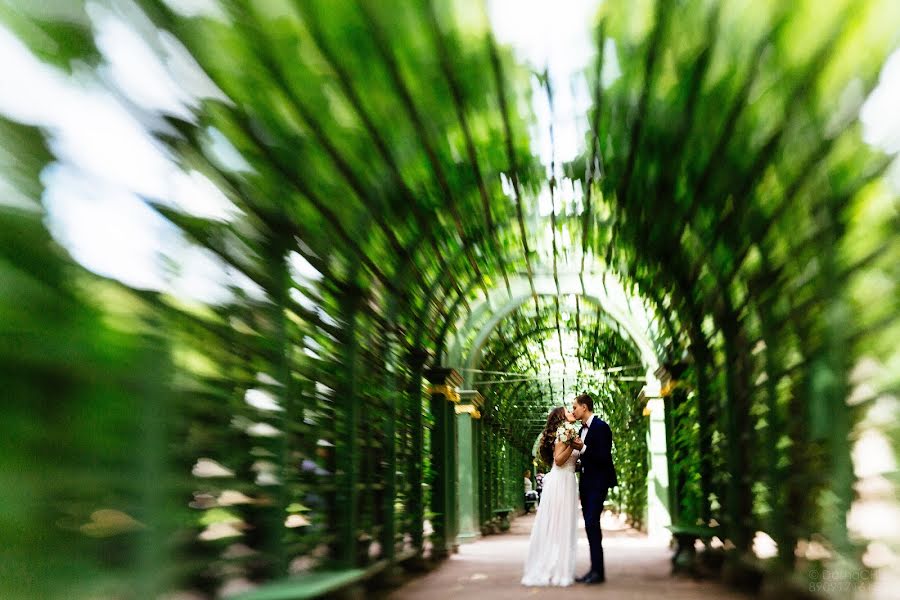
[521, 406, 582, 587]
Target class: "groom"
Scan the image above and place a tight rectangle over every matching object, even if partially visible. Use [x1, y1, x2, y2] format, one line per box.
[570, 393, 617, 584]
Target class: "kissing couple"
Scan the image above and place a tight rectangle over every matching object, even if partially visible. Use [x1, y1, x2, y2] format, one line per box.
[521, 393, 618, 586]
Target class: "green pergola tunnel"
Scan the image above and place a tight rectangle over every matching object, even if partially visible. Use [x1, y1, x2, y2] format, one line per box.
[0, 0, 897, 598]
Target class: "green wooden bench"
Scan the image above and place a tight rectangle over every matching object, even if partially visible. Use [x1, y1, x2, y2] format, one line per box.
[232, 549, 420, 600]
[231, 570, 367, 600]
[666, 524, 719, 575]
[493, 507, 514, 532]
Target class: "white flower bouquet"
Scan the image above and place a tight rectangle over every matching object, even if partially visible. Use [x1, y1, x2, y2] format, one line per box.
[555, 421, 580, 445]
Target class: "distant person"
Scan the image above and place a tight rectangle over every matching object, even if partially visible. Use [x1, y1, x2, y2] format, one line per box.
[523, 469, 538, 513]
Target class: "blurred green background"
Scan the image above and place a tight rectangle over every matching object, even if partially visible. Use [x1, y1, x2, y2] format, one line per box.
[0, 0, 897, 598]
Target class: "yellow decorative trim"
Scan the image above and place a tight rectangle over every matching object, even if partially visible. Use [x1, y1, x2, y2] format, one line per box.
[660, 379, 681, 397]
[428, 384, 460, 403]
[456, 404, 481, 419]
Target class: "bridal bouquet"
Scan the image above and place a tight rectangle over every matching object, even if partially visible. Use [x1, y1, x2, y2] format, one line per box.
[556, 421, 580, 445]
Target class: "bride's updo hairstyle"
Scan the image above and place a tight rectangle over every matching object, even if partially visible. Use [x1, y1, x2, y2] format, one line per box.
[539, 406, 567, 467]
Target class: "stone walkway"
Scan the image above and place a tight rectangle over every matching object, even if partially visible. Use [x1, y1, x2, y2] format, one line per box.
[387, 513, 748, 600]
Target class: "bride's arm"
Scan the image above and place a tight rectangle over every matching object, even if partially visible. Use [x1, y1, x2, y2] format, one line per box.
[554, 440, 574, 466]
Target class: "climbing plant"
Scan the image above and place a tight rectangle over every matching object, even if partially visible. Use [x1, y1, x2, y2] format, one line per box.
[0, 0, 896, 598]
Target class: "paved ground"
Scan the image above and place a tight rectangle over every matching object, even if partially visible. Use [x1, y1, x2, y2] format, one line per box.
[387, 512, 748, 600]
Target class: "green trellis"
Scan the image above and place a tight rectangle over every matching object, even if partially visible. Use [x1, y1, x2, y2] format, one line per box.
[0, 0, 897, 599]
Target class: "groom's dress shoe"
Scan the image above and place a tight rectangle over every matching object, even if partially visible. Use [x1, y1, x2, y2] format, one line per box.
[583, 572, 605, 584]
[575, 571, 592, 583]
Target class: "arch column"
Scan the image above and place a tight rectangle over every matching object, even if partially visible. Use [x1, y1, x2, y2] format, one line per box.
[642, 366, 673, 540]
[425, 367, 462, 559]
[455, 390, 484, 544]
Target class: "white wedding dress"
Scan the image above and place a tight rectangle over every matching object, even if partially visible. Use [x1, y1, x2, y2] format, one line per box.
[521, 448, 580, 586]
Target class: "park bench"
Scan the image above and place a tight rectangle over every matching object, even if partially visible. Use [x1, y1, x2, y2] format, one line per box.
[232, 570, 367, 600]
[666, 523, 719, 575]
[232, 548, 419, 600]
[493, 507, 514, 532]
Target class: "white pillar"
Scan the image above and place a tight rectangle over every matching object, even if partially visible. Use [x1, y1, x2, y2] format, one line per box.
[643, 371, 672, 541]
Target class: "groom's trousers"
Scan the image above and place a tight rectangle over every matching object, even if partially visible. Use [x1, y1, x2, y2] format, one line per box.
[581, 488, 608, 577]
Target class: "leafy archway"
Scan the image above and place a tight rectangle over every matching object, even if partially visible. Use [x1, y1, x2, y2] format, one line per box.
[0, 0, 896, 598]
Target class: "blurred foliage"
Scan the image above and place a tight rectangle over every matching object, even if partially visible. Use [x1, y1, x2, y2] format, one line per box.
[0, 0, 898, 597]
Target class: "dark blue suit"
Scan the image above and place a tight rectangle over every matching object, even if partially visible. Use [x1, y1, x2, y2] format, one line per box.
[578, 416, 617, 578]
